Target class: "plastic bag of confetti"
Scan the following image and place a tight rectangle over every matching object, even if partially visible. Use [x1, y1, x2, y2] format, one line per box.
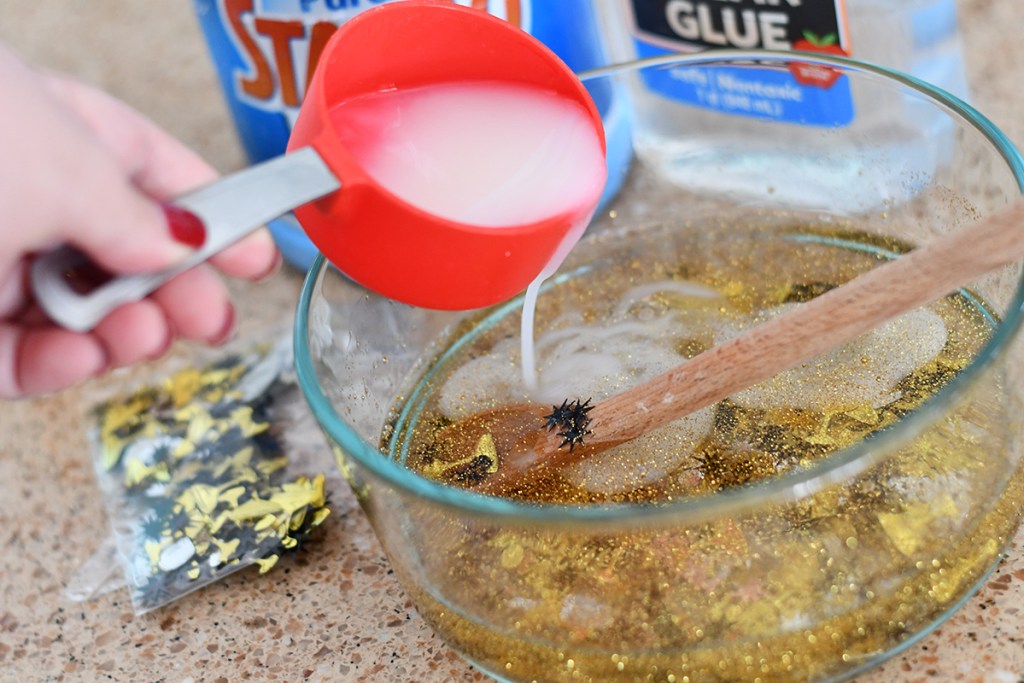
[85, 338, 331, 614]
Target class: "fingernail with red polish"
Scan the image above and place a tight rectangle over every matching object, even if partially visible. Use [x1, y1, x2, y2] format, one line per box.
[163, 204, 206, 248]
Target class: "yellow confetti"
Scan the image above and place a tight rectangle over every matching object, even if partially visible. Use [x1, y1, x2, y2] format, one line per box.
[123, 458, 170, 488]
[253, 454, 289, 477]
[218, 485, 247, 508]
[289, 508, 307, 532]
[172, 439, 196, 459]
[500, 543, 525, 568]
[92, 346, 331, 612]
[230, 406, 269, 437]
[212, 447, 255, 480]
[473, 434, 499, 471]
[254, 513, 279, 532]
[310, 507, 331, 527]
[272, 474, 327, 517]
[228, 498, 282, 522]
[877, 497, 959, 557]
[166, 368, 202, 407]
[144, 539, 164, 568]
[180, 484, 220, 515]
[843, 404, 880, 425]
[182, 410, 215, 445]
[255, 554, 280, 574]
[100, 392, 155, 433]
[211, 537, 241, 562]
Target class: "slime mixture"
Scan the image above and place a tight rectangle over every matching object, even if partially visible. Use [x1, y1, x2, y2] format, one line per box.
[382, 223, 1024, 682]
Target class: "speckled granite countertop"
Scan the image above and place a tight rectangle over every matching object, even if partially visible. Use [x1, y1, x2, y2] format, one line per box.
[1, 2, 1023, 681]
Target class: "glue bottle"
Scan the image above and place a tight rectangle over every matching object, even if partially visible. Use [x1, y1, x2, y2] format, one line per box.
[193, 0, 631, 270]
[595, 0, 969, 212]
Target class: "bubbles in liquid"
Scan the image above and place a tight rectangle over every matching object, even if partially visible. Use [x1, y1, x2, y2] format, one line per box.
[717, 304, 949, 411]
[406, 226, 991, 502]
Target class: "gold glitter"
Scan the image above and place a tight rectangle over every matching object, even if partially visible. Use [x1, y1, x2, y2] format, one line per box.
[384, 225, 1023, 682]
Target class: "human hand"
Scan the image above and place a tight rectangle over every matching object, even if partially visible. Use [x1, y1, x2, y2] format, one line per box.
[0, 45, 281, 399]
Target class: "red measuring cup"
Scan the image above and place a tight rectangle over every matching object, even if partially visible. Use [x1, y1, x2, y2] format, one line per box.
[31, 0, 606, 332]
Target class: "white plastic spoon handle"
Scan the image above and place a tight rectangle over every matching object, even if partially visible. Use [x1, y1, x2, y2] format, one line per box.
[30, 147, 341, 332]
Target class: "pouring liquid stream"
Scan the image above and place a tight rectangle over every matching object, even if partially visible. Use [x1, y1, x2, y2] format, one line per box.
[329, 80, 607, 390]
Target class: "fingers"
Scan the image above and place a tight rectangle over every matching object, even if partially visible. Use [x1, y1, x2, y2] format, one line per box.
[0, 50, 281, 399]
[150, 266, 236, 344]
[43, 74, 217, 200]
[95, 267, 237, 356]
[37, 75, 206, 274]
[0, 260, 29, 319]
[1, 264, 237, 399]
[92, 267, 235, 369]
[93, 300, 172, 367]
[208, 230, 282, 280]
[0, 324, 108, 400]
[0, 48, 194, 275]
[91, 267, 236, 369]
[44, 73, 281, 283]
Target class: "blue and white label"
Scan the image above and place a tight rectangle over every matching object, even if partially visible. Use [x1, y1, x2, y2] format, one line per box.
[625, 0, 855, 127]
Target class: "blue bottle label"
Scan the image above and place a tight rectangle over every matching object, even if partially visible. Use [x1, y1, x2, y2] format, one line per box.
[624, 0, 855, 127]
[194, 0, 612, 162]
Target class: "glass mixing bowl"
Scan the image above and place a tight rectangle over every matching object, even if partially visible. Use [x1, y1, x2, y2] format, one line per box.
[295, 52, 1024, 682]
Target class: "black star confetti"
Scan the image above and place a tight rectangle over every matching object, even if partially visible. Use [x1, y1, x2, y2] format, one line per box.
[543, 398, 594, 452]
[91, 344, 330, 613]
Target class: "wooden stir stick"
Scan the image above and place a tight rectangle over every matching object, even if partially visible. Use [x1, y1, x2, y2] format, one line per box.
[447, 200, 1024, 495]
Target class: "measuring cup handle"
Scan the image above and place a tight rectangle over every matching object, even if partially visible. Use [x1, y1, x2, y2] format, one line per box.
[30, 148, 341, 332]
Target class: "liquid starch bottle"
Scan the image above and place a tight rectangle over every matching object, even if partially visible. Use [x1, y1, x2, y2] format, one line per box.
[193, 0, 631, 270]
[596, 0, 969, 212]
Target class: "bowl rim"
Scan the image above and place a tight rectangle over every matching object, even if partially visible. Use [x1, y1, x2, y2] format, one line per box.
[294, 49, 1024, 525]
